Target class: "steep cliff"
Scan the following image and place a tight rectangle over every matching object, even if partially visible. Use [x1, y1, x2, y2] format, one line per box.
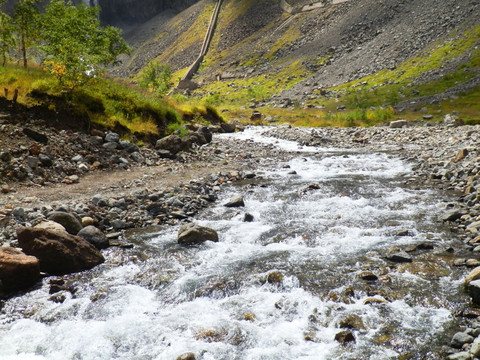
[97, 0, 199, 28]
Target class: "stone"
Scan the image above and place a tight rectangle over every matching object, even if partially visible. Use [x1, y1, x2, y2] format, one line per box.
[363, 297, 389, 305]
[23, 128, 48, 144]
[1, 184, 10, 193]
[47, 211, 83, 235]
[92, 194, 108, 207]
[358, 271, 378, 281]
[155, 135, 185, 155]
[77, 226, 109, 250]
[157, 149, 175, 159]
[197, 126, 213, 143]
[0, 247, 40, 292]
[450, 331, 474, 349]
[220, 123, 236, 133]
[390, 120, 408, 128]
[81, 217, 95, 227]
[103, 142, 118, 150]
[105, 132, 120, 143]
[470, 336, 480, 357]
[38, 154, 53, 167]
[465, 267, 480, 286]
[447, 352, 473, 360]
[444, 114, 464, 127]
[119, 140, 139, 153]
[250, 111, 262, 122]
[0, 151, 12, 162]
[442, 209, 467, 222]
[177, 353, 196, 360]
[466, 259, 480, 268]
[267, 271, 283, 283]
[224, 196, 245, 208]
[243, 213, 254, 222]
[335, 330, 355, 344]
[177, 223, 219, 245]
[454, 149, 469, 163]
[468, 280, 480, 305]
[386, 251, 412, 263]
[34, 220, 67, 233]
[339, 314, 365, 330]
[17, 226, 104, 275]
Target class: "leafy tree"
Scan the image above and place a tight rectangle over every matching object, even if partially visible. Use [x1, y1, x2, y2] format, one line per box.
[0, 9, 14, 66]
[14, 0, 41, 68]
[139, 60, 172, 95]
[40, 0, 130, 89]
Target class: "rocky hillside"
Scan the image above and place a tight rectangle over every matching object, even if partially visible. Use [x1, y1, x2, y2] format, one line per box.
[113, 0, 480, 108]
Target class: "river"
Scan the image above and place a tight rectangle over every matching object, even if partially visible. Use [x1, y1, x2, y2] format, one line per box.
[0, 127, 468, 359]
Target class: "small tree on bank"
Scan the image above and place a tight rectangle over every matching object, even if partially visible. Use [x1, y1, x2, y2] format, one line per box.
[139, 60, 172, 95]
[14, 0, 41, 68]
[0, 10, 14, 66]
[40, 0, 130, 89]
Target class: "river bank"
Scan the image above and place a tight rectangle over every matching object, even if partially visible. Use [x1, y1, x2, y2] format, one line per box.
[1, 117, 480, 359]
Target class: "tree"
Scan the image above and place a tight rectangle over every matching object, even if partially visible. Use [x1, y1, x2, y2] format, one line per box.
[0, 9, 14, 66]
[14, 0, 41, 68]
[139, 60, 172, 95]
[40, 0, 130, 89]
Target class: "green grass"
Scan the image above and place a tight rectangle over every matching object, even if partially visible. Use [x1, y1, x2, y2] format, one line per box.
[0, 64, 225, 140]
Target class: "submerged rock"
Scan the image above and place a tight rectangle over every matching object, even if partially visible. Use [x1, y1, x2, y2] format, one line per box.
[17, 226, 104, 275]
[177, 223, 219, 245]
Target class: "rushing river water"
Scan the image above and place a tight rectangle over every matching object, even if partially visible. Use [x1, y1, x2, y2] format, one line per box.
[0, 128, 470, 359]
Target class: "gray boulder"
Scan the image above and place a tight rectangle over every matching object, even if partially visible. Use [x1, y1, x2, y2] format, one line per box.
[451, 331, 474, 349]
[468, 279, 480, 305]
[224, 196, 245, 208]
[77, 226, 109, 250]
[47, 211, 83, 235]
[178, 223, 219, 245]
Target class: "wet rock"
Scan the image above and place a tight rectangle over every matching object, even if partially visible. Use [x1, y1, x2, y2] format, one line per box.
[339, 314, 366, 330]
[447, 351, 473, 360]
[470, 336, 480, 357]
[177, 223, 219, 245]
[466, 259, 480, 268]
[243, 213, 254, 222]
[465, 267, 480, 286]
[0, 247, 40, 293]
[17, 226, 104, 275]
[363, 296, 389, 305]
[358, 271, 378, 281]
[451, 331, 474, 349]
[77, 226, 109, 250]
[443, 209, 468, 222]
[468, 280, 480, 305]
[224, 195, 245, 207]
[177, 353, 196, 360]
[386, 251, 412, 263]
[47, 211, 83, 235]
[335, 330, 355, 344]
[267, 271, 283, 283]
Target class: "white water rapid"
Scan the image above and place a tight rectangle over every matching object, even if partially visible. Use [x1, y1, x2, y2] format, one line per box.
[0, 128, 466, 359]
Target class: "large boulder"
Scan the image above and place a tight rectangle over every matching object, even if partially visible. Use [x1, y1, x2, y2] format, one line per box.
[0, 247, 40, 293]
[224, 196, 245, 208]
[155, 135, 185, 155]
[77, 226, 109, 250]
[47, 211, 83, 235]
[197, 126, 212, 143]
[177, 223, 219, 245]
[17, 227, 104, 275]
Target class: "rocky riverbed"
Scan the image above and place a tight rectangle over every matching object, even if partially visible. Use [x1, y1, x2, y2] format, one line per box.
[1, 114, 480, 358]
